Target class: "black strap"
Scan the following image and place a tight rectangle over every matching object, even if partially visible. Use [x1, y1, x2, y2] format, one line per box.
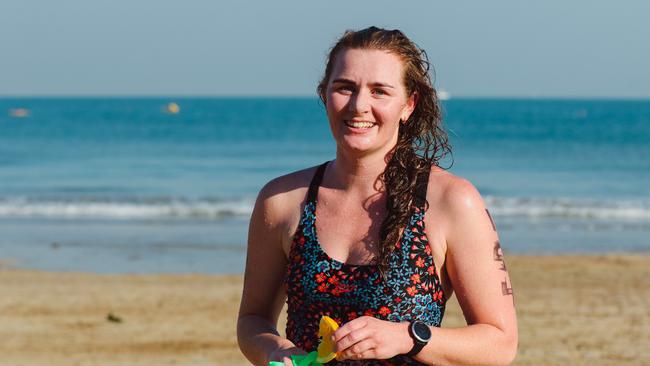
[406, 320, 431, 357]
[307, 161, 329, 202]
[406, 341, 426, 357]
[412, 165, 431, 209]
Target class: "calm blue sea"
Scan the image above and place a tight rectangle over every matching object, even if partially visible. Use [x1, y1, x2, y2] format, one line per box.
[1, 97, 649, 273]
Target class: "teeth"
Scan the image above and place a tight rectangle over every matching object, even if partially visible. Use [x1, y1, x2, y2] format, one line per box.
[345, 120, 375, 128]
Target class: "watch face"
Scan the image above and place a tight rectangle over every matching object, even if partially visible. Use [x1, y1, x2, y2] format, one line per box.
[412, 321, 432, 342]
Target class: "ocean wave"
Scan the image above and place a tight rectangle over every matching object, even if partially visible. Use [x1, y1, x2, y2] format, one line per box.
[0, 195, 648, 221]
[485, 196, 650, 221]
[0, 196, 254, 220]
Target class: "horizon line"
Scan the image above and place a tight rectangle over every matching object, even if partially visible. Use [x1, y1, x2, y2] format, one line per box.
[2, 94, 650, 101]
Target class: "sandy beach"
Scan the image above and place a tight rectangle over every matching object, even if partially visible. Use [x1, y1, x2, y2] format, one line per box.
[1, 255, 649, 366]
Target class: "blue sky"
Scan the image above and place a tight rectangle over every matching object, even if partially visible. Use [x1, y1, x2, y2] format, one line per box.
[1, 1, 648, 97]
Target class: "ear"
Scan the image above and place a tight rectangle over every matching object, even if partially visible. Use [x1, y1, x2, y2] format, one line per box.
[401, 92, 418, 122]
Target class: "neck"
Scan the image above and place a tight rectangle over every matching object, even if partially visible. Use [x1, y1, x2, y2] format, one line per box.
[328, 150, 391, 194]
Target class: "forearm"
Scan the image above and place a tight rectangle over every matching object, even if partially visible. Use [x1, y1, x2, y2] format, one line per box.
[412, 324, 518, 366]
[237, 314, 296, 366]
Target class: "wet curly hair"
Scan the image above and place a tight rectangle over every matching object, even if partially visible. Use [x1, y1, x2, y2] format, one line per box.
[317, 26, 452, 274]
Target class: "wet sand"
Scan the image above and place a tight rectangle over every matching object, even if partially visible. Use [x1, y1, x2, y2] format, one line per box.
[1, 255, 649, 365]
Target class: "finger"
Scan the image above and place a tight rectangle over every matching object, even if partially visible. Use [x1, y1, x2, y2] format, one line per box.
[333, 317, 368, 342]
[339, 339, 376, 360]
[335, 327, 374, 353]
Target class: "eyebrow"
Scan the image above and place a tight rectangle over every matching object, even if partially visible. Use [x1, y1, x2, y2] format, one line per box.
[331, 78, 395, 89]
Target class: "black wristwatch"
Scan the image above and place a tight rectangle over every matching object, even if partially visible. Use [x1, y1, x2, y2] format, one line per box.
[406, 320, 431, 357]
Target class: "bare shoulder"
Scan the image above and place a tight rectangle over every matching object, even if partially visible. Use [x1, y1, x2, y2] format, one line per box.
[425, 166, 490, 245]
[426, 166, 497, 258]
[257, 165, 319, 210]
[427, 166, 486, 216]
[252, 164, 321, 247]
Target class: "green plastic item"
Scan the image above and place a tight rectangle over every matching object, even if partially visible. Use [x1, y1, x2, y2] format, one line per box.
[268, 351, 323, 366]
[291, 351, 322, 366]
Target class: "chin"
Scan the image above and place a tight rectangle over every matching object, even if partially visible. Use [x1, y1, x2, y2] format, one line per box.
[338, 143, 387, 158]
[338, 135, 375, 152]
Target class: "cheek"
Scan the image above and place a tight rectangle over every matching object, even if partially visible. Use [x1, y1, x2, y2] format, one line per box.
[327, 93, 349, 115]
[375, 103, 403, 123]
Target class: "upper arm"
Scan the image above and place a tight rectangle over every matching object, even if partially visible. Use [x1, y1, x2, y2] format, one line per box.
[238, 178, 292, 325]
[443, 178, 517, 337]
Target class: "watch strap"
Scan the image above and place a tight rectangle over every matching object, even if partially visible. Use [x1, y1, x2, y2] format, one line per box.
[406, 321, 428, 357]
[406, 340, 425, 357]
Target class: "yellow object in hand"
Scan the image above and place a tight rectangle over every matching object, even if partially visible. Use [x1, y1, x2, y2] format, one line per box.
[316, 316, 339, 363]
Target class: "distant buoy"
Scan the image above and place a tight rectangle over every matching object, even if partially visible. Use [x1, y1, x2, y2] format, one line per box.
[9, 108, 30, 118]
[166, 102, 180, 114]
[437, 90, 451, 101]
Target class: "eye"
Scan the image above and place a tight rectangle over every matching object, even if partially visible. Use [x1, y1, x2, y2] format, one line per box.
[372, 88, 388, 96]
[338, 85, 355, 93]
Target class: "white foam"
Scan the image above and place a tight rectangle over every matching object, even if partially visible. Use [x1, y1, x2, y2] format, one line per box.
[485, 196, 650, 220]
[1, 195, 648, 222]
[0, 196, 254, 220]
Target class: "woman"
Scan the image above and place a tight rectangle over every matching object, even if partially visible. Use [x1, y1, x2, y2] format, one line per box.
[238, 27, 518, 366]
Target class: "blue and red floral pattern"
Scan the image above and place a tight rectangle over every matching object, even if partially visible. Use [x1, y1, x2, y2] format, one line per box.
[284, 199, 446, 365]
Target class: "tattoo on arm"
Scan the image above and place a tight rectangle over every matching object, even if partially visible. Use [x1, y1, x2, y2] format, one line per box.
[486, 211, 515, 305]
[501, 277, 515, 306]
[485, 209, 496, 231]
[501, 278, 513, 296]
[495, 241, 515, 305]
[493, 241, 507, 271]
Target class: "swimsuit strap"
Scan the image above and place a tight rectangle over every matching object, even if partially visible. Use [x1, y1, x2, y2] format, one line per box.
[413, 164, 431, 209]
[307, 161, 330, 203]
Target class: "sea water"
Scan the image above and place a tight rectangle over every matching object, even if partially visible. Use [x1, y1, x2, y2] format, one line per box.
[1, 97, 648, 273]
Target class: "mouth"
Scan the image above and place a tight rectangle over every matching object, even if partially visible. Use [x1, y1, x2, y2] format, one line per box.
[343, 120, 376, 129]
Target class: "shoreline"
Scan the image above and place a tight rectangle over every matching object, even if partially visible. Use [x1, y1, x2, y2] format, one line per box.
[3, 249, 650, 276]
[1, 254, 649, 365]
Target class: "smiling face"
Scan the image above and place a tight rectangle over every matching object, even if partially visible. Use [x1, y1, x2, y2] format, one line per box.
[324, 48, 416, 158]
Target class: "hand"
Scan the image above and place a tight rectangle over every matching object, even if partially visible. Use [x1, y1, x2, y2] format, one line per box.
[268, 345, 307, 366]
[333, 316, 413, 361]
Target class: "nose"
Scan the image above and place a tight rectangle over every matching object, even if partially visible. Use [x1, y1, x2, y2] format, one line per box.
[348, 89, 371, 115]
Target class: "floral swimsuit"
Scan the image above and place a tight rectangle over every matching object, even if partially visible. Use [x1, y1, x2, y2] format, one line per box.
[284, 161, 446, 365]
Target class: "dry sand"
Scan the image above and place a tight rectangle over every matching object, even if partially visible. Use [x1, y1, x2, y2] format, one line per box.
[1, 255, 649, 366]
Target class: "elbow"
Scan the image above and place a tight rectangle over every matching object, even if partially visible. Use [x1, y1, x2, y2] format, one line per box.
[483, 324, 518, 366]
[236, 314, 266, 366]
[236, 316, 248, 357]
[499, 328, 518, 366]
[237, 314, 259, 360]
